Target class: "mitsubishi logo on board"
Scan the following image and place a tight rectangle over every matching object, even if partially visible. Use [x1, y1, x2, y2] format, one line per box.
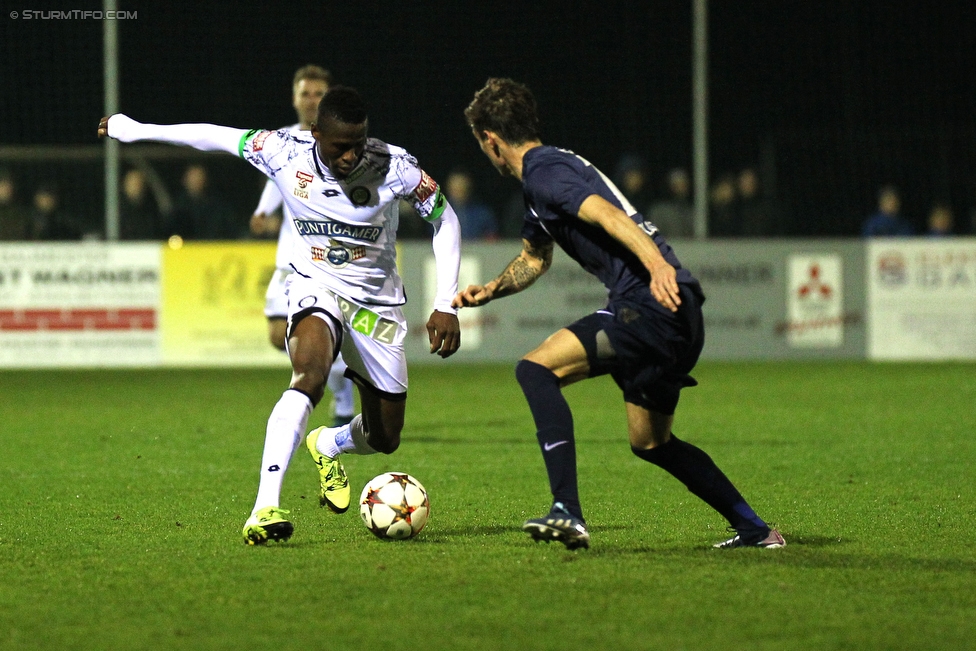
[787, 255, 843, 348]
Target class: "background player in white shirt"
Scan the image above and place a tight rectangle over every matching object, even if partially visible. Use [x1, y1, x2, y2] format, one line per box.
[250, 64, 355, 428]
[99, 86, 462, 546]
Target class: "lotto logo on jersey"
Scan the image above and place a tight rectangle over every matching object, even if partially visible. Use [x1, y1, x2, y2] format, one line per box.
[414, 170, 438, 202]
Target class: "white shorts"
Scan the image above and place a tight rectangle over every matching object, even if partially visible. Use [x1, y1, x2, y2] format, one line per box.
[285, 274, 408, 398]
[264, 268, 291, 319]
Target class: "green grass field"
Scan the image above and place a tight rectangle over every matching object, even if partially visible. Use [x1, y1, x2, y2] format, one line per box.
[2, 362, 975, 650]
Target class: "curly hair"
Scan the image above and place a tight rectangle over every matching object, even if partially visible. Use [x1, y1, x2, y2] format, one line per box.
[464, 78, 541, 146]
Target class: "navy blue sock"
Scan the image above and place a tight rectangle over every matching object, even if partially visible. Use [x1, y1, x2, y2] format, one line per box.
[515, 359, 583, 521]
[633, 434, 766, 532]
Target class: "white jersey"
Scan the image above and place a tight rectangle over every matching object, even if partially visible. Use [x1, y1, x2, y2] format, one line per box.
[104, 113, 458, 312]
[241, 128, 445, 307]
[252, 123, 301, 272]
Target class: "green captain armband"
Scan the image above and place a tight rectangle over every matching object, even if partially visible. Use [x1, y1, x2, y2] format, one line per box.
[422, 187, 447, 223]
[238, 128, 261, 157]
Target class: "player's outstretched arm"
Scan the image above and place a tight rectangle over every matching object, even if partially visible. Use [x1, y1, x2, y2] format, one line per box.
[452, 238, 553, 309]
[577, 194, 681, 312]
[97, 114, 245, 156]
[426, 198, 461, 358]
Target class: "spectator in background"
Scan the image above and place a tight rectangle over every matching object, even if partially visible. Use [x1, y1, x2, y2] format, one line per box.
[862, 185, 913, 237]
[709, 173, 739, 237]
[169, 163, 238, 240]
[30, 183, 82, 240]
[613, 154, 652, 214]
[925, 202, 954, 237]
[736, 167, 776, 236]
[445, 168, 498, 240]
[120, 168, 163, 240]
[647, 167, 694, 238]
[0, 169, 30, 241]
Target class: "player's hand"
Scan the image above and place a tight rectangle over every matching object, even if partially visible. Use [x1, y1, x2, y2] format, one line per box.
[97, 116, 110, 138]
[250, 213, 269, 236]
[426, 310, 460, 358]
[649, 262, 681, 312]
[452, 284, 493, 309]
[250, 214, 283, 237]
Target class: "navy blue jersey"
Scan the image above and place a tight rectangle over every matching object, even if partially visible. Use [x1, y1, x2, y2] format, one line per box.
[520, 146, 701, 303]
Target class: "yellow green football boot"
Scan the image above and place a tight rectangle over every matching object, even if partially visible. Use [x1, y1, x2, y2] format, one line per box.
[306, 427, 350, 513]
[242, 506, 293, 545]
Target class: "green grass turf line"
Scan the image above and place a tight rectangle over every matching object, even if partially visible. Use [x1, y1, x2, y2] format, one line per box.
[0, 362, 974, 650]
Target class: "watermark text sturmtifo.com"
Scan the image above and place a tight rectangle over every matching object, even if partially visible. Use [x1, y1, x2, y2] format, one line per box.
[9, 10, 137, 19]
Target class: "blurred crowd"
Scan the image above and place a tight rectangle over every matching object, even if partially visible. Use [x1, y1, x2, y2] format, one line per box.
[0, 163, 244, 243]
[1, 157, 973, 243]
[860, 184, 959, 237]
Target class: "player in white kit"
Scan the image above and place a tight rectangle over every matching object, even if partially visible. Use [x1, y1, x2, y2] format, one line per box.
[99, 85, 462, 545]
[250, 65, 355, 427]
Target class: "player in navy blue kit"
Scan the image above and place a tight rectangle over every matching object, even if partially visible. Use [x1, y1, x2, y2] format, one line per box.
[454, 78, 784, 550]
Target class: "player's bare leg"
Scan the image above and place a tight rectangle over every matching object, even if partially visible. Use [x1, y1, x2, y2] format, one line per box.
[355, 384, 405, 454]
[267, 316, 287, 351]
[277, 314, 355, 426]
[625, 405, 673, 449]
[326, 356, 356, 427]
[286, 315, 334, 405]
[243, 315, 334, 543]
[522, 328, 590, 386]
[626, 403, 784, 549]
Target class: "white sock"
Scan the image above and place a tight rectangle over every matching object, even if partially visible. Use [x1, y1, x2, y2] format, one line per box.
[345, 414, 377, 455]
[252, 389, 313, 514]
[314, 414, 376, 457]
[327, 356, 355, 418]
[315, 424, 345, 458]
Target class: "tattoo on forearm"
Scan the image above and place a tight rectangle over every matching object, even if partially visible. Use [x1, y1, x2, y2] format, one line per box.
[525, 240, 553, 271]
[491, 241, 553, 298]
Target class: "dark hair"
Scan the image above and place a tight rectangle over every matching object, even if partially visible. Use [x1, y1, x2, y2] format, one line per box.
[293, 64, 334, 88]
[465, 78, 541, 146]
[317, 85, 367, 125]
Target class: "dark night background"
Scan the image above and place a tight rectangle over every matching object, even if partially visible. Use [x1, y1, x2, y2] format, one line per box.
[2, 0, 975, 237]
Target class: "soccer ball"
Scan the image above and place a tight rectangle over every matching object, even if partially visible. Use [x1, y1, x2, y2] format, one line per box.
[359, 472, 430, 540]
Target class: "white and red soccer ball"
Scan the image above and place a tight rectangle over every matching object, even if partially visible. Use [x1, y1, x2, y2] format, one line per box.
[359, 472, 430, 540]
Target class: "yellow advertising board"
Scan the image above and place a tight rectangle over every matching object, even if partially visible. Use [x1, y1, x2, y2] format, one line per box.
[161, 241, 289, 366]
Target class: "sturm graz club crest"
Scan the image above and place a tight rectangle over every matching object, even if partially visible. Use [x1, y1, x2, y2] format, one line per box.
[327, 245, 352, 267]
[311, 240, 366, 269]
[350, 186, 371, 206]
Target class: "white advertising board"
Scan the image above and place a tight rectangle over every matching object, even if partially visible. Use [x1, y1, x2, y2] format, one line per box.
[787, 254, 844, 348]
[0, 243, 161, 367]
[868, 238, 976, 360]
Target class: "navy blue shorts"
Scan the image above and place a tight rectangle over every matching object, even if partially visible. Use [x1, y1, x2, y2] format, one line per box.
[565, 284, 705, 415]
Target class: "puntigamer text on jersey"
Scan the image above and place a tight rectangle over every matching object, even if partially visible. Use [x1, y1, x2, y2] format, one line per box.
[293, 219, 383, 242]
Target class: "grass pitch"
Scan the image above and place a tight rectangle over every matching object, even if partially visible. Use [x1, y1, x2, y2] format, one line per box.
[1, 362, 974, 650]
